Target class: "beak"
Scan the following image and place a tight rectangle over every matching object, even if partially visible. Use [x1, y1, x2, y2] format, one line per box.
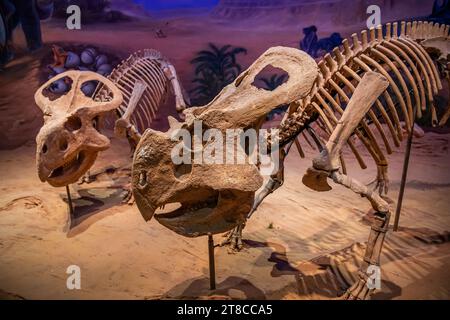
[37, 160, 51, 183]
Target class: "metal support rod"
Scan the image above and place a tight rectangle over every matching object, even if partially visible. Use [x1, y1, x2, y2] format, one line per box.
[66, 185, 74, 217]
[208, 234, 216, 290]
[394, 109, 416, 231]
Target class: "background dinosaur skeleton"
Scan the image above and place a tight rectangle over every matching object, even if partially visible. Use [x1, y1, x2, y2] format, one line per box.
[34, 49, 187, 189]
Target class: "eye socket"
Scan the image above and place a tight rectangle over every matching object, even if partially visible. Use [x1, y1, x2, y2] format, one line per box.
[65, 116, 82, 132]
[92, 116, 99, 131]
[59, 138, 68, 151]
[42, 144, 48, 154]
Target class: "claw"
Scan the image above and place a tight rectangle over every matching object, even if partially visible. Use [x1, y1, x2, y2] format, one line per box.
[340, 275, 374, 300]
[219, 223, 245, 253]
[367, 165, 389, 196]
[78, 171, 95, 185]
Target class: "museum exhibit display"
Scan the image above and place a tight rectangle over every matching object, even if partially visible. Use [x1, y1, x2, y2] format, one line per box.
[0, 0, 449, 304]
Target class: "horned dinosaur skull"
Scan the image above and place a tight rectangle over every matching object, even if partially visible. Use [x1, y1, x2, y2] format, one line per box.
[35, 71, 123, 187]
[132, 47, 318, 237]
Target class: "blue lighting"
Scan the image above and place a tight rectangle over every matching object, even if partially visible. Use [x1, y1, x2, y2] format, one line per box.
[133, 0, 220, 11]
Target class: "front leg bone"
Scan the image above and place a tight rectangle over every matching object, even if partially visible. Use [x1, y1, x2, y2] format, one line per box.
[162, 61, 188, 114]
[219, 223, 245, 252]
[221, 140, 293, 252]
[114, 80, 147, 152]
[248, 142, 292, 219]
[303, 72, 389, 191]
[303, 72, 390, 300]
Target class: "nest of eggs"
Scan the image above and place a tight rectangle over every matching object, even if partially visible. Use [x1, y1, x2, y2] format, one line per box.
[40, 43, 122, 97]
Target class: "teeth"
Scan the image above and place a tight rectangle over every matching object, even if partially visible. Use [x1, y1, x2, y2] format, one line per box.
[155, 202, 181, 214]
[156, 199, 217, 217]
[185, 201, 209, 212]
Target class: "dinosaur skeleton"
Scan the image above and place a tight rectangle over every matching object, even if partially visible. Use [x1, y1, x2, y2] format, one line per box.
[224, 21, 449, 251]
[33, 20, 449, 300]
[132, 21, 449, 300]
[35, 49, 187, 188]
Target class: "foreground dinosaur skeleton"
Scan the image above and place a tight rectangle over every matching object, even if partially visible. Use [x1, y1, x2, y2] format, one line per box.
[35, 49, 187, 188]
[131, 21, 448, 300]
[132, 47, 319, 236]
[34, 20, 449, 299]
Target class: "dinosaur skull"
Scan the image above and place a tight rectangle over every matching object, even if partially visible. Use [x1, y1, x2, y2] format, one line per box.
[35, 71, 123, 187]
[132, 47, 318, 237]
[133, 125, 263, 237]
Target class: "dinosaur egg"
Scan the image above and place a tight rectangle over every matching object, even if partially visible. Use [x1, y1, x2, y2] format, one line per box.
[95, 54, 108, 69]
[81, 81, 97, 97]
[81, 48, 97, 65]
[49, 65, 66, 74]
[49, 79, 69, 94]
[97, 63, 112, 76]
[64, 51, 80, 68]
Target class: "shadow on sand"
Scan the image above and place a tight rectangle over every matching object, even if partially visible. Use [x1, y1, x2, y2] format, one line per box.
[61, 187, 126, 237]
[163, 276, 267, 300]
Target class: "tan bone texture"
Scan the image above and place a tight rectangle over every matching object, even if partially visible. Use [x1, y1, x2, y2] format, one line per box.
[183, 46, 318, 130]
[35, 71, 123, 187]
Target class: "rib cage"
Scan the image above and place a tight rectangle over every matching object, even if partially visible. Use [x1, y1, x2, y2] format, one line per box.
[95, 49, 171, 133]
[279, 21, 449, 171]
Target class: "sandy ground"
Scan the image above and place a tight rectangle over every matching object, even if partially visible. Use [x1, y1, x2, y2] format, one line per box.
[0, 16, 449, 300]
[0, 126, 449, 300]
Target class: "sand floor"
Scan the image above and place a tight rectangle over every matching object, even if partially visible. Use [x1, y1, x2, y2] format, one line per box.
[0, 127, 448, 300]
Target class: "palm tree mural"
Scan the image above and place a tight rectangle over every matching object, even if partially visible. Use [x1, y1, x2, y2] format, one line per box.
[190, 43, 247, 106]
[259, 73, 288, 91]
[258, 73, 290, 120]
